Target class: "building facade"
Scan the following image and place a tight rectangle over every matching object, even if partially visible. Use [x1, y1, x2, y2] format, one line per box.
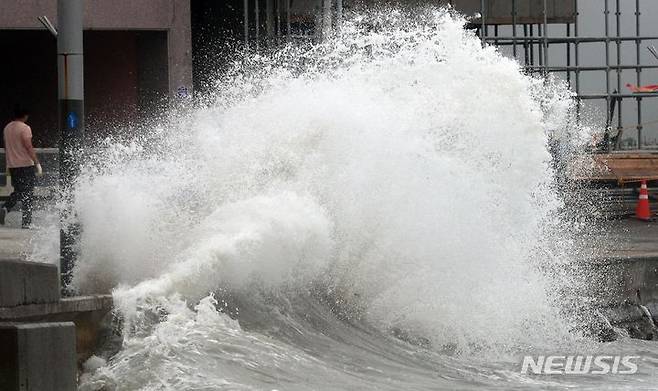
[0, 0, 192, 146]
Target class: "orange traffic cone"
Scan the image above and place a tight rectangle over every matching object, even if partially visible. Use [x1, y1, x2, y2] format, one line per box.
[635, 180, 652, 221]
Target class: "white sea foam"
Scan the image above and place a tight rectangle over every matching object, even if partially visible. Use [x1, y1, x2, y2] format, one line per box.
[69, 8, 608, 390]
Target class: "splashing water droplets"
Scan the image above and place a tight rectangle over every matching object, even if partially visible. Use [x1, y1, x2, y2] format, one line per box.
[70, 8, 596, 390]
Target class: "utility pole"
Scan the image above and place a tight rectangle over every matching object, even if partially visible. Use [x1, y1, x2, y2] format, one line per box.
[57, 0, 84, 292]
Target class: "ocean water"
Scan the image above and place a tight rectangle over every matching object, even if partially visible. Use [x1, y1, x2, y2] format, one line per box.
[51, 8, 658, 390]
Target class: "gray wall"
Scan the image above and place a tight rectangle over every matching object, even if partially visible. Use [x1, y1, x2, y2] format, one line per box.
[0, 0, 192, 98]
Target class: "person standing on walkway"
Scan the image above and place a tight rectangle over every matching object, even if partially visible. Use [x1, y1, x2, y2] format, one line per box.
[1, 107, 42, 228]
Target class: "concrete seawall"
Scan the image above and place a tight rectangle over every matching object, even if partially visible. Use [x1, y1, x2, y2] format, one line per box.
[2, 218, 658, 387]
[0, 322, 77, 391]
[0, 295, 114, 363]
[583, 220, 658, 340]
[0, 227, 113, 390]
[0, 259, 60, 307]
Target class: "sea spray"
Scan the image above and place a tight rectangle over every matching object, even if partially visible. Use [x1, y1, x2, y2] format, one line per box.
[69, 7, 600, 390]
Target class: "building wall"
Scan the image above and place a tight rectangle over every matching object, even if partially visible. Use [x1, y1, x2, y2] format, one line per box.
[344, 0, 576, 24]
[0, 31, 57, 147]
[0, 0, 192, 97]
[0, 0, 191, 146]
[84, 31, 140, 140]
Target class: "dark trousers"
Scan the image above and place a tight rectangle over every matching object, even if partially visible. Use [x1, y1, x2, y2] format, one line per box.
[2, 166, 35, 228]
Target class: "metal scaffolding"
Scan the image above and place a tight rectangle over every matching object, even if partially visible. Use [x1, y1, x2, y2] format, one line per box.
[241, 0, 657, 151]
[476, 0, 658, 151]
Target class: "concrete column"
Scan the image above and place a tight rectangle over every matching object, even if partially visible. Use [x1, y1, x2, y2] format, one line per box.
[168, 0, 193, 98]
[266, 0, 275, 37]
[244, 0, 249, 45]
[322, 0, 333, 38]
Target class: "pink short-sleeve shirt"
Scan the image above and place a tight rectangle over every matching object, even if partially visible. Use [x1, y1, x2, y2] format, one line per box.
[3, 121, 34, 168]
